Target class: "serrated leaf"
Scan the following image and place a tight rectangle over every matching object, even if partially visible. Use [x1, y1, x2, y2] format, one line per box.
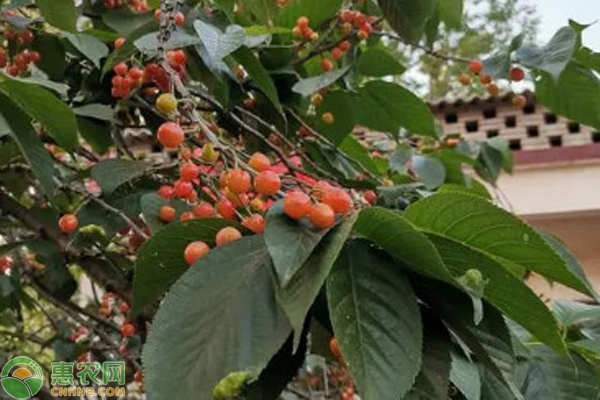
[354, 207, 455, 284]
[265, 201, 328, 287]
[102, 9, 154, 36]
[274, 213, 357, 345]
[91, 159, 149, 195]
[358, 81, 436, 137]
[430, 235, 564, 351]
[450, 352, 481, 400]
[358, 48, 406, 77]
[327, 240, 423, 400]
[482, 52, 511, 80]
[315, 90, 358, 146]
[143, 236, 291, 399]
[405, 192, 594, 297]
[292, 65, 352, 96]
[377, 0, 437, 43]
[0, 73, 78, 150]
[438, 0, 463, 29]
[36, 0, 77, 32]
[515, 27, 577, 79]
[73, 104, 114, 122]
[134, 30, 200, 54]
[194, 20, 246, 62]
[63, 32, 109, 67]
[132, 218, 244, 315]
[0, 94, 55, 197]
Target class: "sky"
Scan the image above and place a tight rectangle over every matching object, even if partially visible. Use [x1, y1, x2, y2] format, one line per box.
[532, 0, 600, 49]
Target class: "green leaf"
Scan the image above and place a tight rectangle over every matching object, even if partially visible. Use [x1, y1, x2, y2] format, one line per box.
[241, 0, 279, 25]
[450, 352, 481, 400]
[405, 192, 594, 296]
[0, 94, 54, 197]
[194, 21, 246, 62]
[102, 9, 154, 36]
[327, 240, 423, 400]
[536, 62, 600, 131]
[515, 27, 577, 79]
[134, 30, 200, 54]
[377, 0, 437, 43]
[516, 346, 600, 400]
[389, 145, 413, 173]
[132, 219, 243, 315]
[77, 117, 113, 154]
[358, 49, 406, 77]
[265, 201, 328, 286]
[482, 52, 511, 80]
[0, 74, 79, 150]
[35, 0, 77, 32]
[358, 81, 436, 137]
[438, 182, 492, 200]
[487, 137, 513, 174]
[354, 207, 455, 284]
[315, 90, 358, 146]
[140, 193, 192, 234]
[277, 0, 343, 28]
[274, 213, 357, 345]
[339, 136, 382, 176]
[102, 21, 158, 75]
[292, 65, 352, 96]
[430, 235, 564, 351]
[73, 104, 114, 122]
[438, 0, 463, 30]
[90, 159, 149, 195]
[413, 155, 446, 189]
[233, 46, 282, 112]
[63, 32, 109, 68]
[404, 316, 451, 400]
[143, 236, 291, 399]
[551, 301, 600, 327]
[574, 46, 600, 74]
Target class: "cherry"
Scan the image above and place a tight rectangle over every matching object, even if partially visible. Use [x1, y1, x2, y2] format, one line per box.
[119, 302, 130, 313]
[173, 180, 194, 199]
[512, 94, 527, 109]
[297, 16, 310, 30]
[254, 171, 281, 196]
[338, 40, 352, 52]
[227, 169, 252, 194]
[28, 50, 41, 63]
[193, 203, 216, 219]
[121, 323, 136, 338]
[469, 59, 483, 74]
[340, 10, 354, 23]
[510, 67, 525, 82]
[19, 29, 34, 44]
[159, 205, 176, 222]
[202, 143, 220, 162]
[321, 58, 334, 72]
[58, 214, 79, 234]
[312, 181, 332, 200]
[0, 257, 13, 274]
[216, 227, 242, 247]
[322, 188, 352, 213]
[175, 11, 185, 26]
[364, 190, 377, 204]
[479, 74, 492, 85]
[329, 337, 341, 359]
[283, 191, 312, 220]
[180, 211, 195, 222]
[322, 112, 335, 125]
[250, 198, 266, 212]
[0, 49, 7, 68]
[184, 241, 210, 265]
[114, 37, 126, 49]
[487, 82, 500, 96]
[114, 62, 128, 76]
[167, 49, 186, 67]
[311, 93, 323, 107]
[459, 73, 471, 86]
[331, 47, 344, 60]
[309, 203, 335, 229]
[216, 198, 236, 219]
[156, 93, 178, 114]
[180, 162, 199, 181]
[157, 122, 184, 148]
[248, 152, 271, 172]
[242, 214, 266, 234]
[158, 185, 175, 200]
[179, 147, 192, 160]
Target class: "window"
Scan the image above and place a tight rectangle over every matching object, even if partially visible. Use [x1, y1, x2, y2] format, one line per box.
[445, 112, 458, 124]
[549, 136, 563, 147]
[568, 122, 580, 134]
[487, 130, 499, 138]
[526, 126, 539, 138]
[509, 139, 522, 151]
[483, 108, 497, 119]
[465, 120, 479, 133]
[523, 104, 536, 114]
[592, 132, 600, 143]
[505, 116, 517, 128]
[544, 113, 557, 124]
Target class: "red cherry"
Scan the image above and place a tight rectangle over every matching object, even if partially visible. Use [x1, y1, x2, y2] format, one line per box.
[254, 171, 281, 196]
[338, 40, 351, 52]
[114, 37, 126, 49]
[175, 11, 185, 26]
[215, 227, 242, 247]
[248, 152, 271, 172]
[179, 211, 195, 222]
[469, 59, 483, 74]
[193, 203, 216, 219]
[184, 241, 210, 265]
[158, 185, 175, 200]
[157, 122, 185, 148]
[159, 205, 176, 222]
[242, 214, 265, 234]
[119, 302, 130, 313]
[309, 203, 335, 229]
[113, 62, 129, 76]
[321, 58, 334, 72]
[121, 323, 136, 338]
[331, 48, 344, 60]
[58, 214, 79, 234]
[283, 191, 312, 220]
[510, 67, 525, 82]
[364, 190, 377, 204]
[322, 188, 353, 214]
[180, 162, 199, 181]
[227, 169, 252, 194]
[216, 198, 236, 219]
[173, 180, 194, 199]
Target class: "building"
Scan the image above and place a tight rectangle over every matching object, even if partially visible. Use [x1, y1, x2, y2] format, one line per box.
[431, 91, 600, 301]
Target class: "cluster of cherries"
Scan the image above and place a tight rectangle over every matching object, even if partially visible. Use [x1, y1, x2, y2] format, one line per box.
[459, 60, 527, 109]
[111, 62, 144, 99]
[103, 0, 149, 13]
[0, 23, 42, 76]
